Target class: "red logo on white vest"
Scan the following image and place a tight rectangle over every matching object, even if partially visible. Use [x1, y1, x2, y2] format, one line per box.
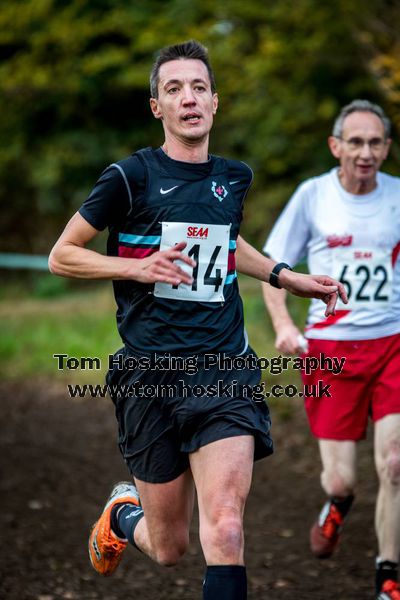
[327, 234, 353, 248]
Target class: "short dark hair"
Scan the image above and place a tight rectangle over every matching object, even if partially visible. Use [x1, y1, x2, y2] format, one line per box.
[332, 99, 391, 139]
[150, 40, 216, 99]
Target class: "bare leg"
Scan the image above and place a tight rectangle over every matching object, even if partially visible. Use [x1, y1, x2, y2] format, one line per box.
[319, 438, 357, 497]
[374, 414, 400, 562]
[309, 439, 357, 558]
[189, 435, 254, 565]
[133, 468, 195, 565]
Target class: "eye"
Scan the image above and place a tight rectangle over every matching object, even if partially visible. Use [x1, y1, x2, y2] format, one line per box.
[370, 138, 384, 149]
[348, 138, 363, 149]
[194, 85, 206, 92]
[167, 87, 179, 94]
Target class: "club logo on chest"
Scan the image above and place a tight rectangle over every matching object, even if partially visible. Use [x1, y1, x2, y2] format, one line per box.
[211, 181, 228, 201]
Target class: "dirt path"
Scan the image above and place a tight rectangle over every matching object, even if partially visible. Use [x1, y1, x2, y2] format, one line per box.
[0, 380, 377, 599]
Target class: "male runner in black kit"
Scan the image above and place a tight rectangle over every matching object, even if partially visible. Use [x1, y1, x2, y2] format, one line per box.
[49, 40, 346, 600]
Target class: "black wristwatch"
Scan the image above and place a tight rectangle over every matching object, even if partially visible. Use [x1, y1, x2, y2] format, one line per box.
[269, 262, 293, 289]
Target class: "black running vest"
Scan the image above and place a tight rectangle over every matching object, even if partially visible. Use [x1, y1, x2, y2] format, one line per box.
[80, 147, 253, 356]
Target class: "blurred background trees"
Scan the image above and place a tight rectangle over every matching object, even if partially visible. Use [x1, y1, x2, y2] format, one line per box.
[1, 0, 399, 253]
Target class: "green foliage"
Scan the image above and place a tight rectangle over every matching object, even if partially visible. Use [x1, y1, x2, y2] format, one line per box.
[1, 0, 399, 252]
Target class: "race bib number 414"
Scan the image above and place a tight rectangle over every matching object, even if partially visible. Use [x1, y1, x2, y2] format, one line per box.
[154, 221, 230, 302]
[332, 247, 393, 310]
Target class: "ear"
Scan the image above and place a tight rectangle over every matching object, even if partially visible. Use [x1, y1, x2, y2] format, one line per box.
[212, 93, 218, 115]
[150, 97, 162, 120]
[328, 135, 341, 159]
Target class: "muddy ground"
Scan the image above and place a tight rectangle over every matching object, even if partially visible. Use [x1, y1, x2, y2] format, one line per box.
[0, 380, 378, 600]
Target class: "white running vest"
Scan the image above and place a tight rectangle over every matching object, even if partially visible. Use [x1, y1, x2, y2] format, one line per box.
[263, 168, 400, 340]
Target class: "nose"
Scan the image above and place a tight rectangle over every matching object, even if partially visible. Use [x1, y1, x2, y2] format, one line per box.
[359, 142, 373, 159]
[182, 85, 196, 105]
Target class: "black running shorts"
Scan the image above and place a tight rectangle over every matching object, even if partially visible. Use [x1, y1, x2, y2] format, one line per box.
[106, 347, 273, 483]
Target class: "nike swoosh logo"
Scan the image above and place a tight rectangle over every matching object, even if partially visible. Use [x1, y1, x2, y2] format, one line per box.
[229, 180, 240, 185]
[160, 186, 179, 195]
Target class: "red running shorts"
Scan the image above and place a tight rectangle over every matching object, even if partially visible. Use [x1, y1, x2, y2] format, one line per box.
[301, 333, 400, 440]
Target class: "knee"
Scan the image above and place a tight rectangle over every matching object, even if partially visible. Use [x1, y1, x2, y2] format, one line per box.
[378, 444, 400, 487]
[154, 532, 189, 567]
[207, 510, 243, 556]
[321, 466, 355, 497]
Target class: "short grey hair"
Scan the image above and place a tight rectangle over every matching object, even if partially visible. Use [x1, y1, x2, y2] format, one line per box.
[332, 99, 391, 139]
[149, 40, 216, 99]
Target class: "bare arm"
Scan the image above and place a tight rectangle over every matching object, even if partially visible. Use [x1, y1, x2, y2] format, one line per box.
[236, 235, 347, 317]
[48, 212, 195, 285]
[262, 282, 304, 354]
[235, 235, 276, 281]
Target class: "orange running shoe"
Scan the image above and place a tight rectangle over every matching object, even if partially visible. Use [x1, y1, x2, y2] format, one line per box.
[88, 481, 141, 576]
[377, 580, 400, 600]
[310, 501, 344, 559]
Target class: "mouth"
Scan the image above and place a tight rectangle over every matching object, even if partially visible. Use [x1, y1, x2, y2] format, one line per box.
[182, 113, 201, 123]
[356, 163, 374, 171]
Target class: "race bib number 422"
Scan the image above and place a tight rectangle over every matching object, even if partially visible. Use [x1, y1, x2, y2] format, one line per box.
[332, 247, 393, 310]
[154, 221, 231, 302]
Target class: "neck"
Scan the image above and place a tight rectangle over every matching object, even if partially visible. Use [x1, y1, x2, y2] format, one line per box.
[162, 135, 209, 163]
[338, 170, 377, 195]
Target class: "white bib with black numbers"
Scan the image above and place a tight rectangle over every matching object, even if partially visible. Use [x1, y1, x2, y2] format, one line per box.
[332, 247, 393, 310]
[154, 221, 230, 302]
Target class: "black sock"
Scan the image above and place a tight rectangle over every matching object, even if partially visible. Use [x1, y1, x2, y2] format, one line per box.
[376, 559, 398, 593]
[111, 502, 144, 547]
[203, 565, 247, 600]
[331, 494, 354, 517]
